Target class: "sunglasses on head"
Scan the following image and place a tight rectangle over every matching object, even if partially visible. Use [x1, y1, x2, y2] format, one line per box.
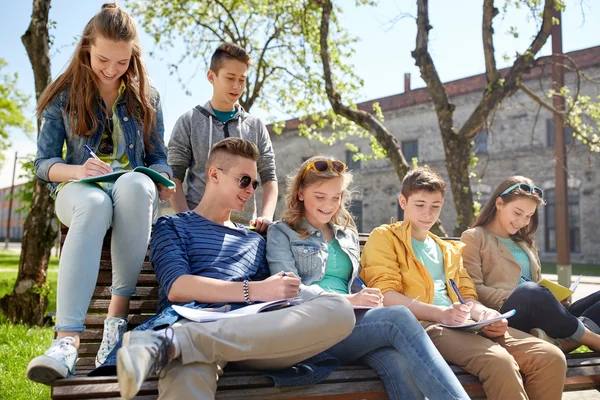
[98, 116, 114, 155]
[500, 183, 544, 198]
[217, 168, 260, 190]
[301, 160, 346, 180]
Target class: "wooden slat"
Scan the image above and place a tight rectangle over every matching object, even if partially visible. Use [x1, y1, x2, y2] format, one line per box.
[87, 299, 158, 314]
[95, 272, 157, 286]
[92, 286, 159, 299]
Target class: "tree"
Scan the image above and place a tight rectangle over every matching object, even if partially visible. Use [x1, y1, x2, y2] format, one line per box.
[0, 0, 55, 326]
[0, 59, 33, 168]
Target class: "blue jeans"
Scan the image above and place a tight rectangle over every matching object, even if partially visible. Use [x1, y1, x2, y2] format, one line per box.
[54, 173, 158, 332]
[499, 282, 590, 341]
[325, 306, 469, 400]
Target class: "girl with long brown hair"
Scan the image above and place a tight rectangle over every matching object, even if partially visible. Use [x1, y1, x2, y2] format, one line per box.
[27, 3, 174, 384]
[461, 176, 600, 352]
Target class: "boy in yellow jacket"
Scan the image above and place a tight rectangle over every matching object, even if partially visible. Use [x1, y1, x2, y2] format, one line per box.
[360, 167, 566, 400]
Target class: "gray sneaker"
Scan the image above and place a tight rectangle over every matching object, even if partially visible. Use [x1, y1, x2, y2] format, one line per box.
[95, 317, 128, 367]
[579, 316, 600, 334]
[117, 328, 173, 399]
[27, 337, 78, 385]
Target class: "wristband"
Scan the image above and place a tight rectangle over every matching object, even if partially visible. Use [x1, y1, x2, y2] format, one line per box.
[243, 280, 253, 304]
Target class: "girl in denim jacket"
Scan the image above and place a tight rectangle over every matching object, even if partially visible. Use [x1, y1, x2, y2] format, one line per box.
[267, 156, 469, 400]
[27, 3, 173, 385]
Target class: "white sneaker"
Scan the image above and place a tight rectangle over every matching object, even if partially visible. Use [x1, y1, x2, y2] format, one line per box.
[27, 337, 78, 385]
[95, 317, 128, 367]
[117, 328, 173, 399]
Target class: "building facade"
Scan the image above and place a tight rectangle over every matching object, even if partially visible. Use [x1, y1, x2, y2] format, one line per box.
[268, 46, 600, 264]
[0, 183, 27, 242]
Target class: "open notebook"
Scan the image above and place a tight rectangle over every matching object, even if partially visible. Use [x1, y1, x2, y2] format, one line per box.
[172, 298, 304, 323]
[72, 166, 176, 188]
[538, 275, 583, 302]
[439, 309, 516, 332]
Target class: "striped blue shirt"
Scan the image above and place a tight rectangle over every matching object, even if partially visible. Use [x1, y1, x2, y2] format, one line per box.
[150, 211, 269, 311]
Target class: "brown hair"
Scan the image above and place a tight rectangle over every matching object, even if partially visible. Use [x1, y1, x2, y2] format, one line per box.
[206, 137, 259, 169]
[36, 3, 157, 150]
[474, 176, 545, 247]
[209, 43, 252, 74]
[401, 167, 446, 199]
[281, 156, 356, 238]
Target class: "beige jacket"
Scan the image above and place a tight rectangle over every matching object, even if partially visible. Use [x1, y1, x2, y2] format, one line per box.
[460, 226, 541, 310]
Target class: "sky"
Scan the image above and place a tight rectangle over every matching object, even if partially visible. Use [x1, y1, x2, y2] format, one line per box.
[1, 0, 598, 188]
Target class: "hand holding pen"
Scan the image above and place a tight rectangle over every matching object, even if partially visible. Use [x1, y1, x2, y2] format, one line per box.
[78, 145, 112, 178]
[440, 279, 472, 326]
[351, 276, 383, 307]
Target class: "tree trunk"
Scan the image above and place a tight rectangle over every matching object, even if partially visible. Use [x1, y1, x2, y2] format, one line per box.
[443, 132, 475, 235]
[0, 0, 54, 325]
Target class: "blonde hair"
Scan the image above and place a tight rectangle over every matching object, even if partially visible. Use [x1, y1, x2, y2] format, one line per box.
[281, 156, 356, 237]
[37, 3, 157, 150]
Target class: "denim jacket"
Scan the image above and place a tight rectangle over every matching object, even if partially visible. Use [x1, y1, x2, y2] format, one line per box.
[34, 86, 172, 196]
[267, 220, 362, 300]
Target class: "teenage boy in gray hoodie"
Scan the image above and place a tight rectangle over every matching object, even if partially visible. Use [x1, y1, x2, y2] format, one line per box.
[168, 43, 277, 232]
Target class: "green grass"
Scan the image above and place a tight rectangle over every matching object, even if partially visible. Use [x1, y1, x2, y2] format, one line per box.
[0, 313, 54, 399]
[541, 263, 600, 277]
[0, 272, 57, 315]
[0, 250, 59, 271]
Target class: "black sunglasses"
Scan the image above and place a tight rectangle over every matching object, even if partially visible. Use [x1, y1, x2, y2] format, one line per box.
[217, 168, 259, 190]
[98, 116, 114, 155]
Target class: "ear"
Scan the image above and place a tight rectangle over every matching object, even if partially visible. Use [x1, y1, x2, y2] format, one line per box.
[495, 197, 505, 210]
[207, 166, 219, 183]
[207, 70, 215, 84]
[298, 188, 304, 202]
[398, 194, 407, 210]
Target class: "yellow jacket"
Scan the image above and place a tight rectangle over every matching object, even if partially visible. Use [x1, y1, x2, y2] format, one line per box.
[360, 221, 478, 304]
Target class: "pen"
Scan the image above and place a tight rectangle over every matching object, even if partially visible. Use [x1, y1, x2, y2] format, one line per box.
[448, 278, 467, 305]
[355, 276, 367, 289]
[521, 275, 532, 282]
[84, 144, 100, 160]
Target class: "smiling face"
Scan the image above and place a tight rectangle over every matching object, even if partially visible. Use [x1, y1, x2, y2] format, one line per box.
[298, 177, 344, 230]
[212, 155, 258, 213]
[399, 190, 444, 241]
[494, 196, 539, 236]
[89, 36, 132, 92]
[207, 58, 248, 110]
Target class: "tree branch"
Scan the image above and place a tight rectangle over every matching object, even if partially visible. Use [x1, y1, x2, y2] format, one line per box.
[319, 0, 409, 178]
[412, 0, 456, 139]
[482, 0, 500, 85]
[459, 0, 554, 138]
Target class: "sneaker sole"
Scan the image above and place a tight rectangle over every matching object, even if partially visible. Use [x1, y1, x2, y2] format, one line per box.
[117, 333, 138, 399]
[27, 356, 70, 385]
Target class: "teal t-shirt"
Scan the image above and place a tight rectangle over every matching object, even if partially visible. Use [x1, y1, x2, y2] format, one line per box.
[315, 238, 352, 294]
[412, 236, 452, 307]
[497, 236, 532, 284]
[213, 108, 238, 123]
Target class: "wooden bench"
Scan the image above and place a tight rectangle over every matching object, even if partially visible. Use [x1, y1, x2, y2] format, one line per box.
[51, 228, 600, 399]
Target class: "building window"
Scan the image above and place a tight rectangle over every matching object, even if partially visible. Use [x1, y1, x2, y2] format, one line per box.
[401, 140, 418, 163]
[345, 150, 361, 170]
[544, 188, 580, 253]
[546, 119, 573, 147]
[350, 200, 363, 233]
[473, 131, 488, 154]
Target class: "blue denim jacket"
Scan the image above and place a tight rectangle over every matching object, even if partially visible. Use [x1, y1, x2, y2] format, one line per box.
[267, 220, 362, 300]
[34, 87, 172, 195]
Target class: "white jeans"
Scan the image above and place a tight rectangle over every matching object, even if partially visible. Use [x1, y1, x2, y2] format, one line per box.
[54, 172, 158, 332]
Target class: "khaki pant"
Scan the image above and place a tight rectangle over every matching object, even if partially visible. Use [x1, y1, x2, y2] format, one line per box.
[422, 322, 567, 400]
[158, 294, 355, 399]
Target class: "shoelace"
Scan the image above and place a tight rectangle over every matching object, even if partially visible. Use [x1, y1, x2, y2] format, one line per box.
[149, 327, 174, 379]
[104, 319, 127, 350]
[47, 337, 76, 361]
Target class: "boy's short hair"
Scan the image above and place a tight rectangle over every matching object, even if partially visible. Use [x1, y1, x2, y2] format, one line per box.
[209, 43, 252, 74]
[401, 167, 446, 198]
[207, 138, 259, 169]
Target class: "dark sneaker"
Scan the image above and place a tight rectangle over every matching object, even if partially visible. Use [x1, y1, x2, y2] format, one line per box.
[27, 337, 78, 385]
[117, 328, 173, 399]
[95, 317, 127, 367]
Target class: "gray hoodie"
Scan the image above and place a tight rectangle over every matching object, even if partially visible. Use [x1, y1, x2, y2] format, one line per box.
[168, 102, 277, 223]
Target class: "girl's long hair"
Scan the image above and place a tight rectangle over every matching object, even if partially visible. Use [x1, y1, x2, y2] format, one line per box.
[281, 156, 357, 238]
[36, 2, 156, 150]
[474, 176, 545, 247]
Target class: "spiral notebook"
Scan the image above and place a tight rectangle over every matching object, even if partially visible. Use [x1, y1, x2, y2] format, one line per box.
[72, 166, 176, 188]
